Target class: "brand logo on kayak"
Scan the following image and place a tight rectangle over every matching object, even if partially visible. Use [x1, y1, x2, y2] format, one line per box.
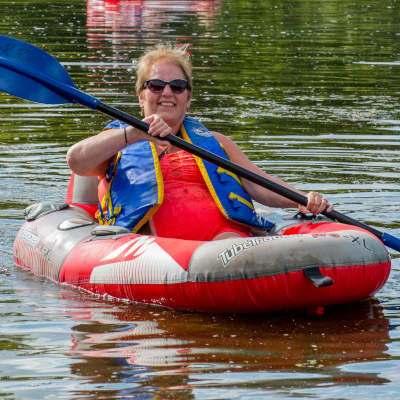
[100, 236, 156, 262]
[218, 237, 267, 267]
[217, 233, 341, 267]
[20, 227, 40, 247]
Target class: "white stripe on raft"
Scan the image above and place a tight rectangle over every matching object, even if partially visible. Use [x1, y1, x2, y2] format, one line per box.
[90, 239, 188, 285]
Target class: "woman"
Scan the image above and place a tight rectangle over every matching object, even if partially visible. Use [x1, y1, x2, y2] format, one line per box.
[67, 44, 333, 241]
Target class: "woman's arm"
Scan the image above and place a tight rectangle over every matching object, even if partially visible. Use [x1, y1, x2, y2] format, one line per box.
[66, 128, 127, 176]
[66, 115, 172, 177]
[213, 132, 332, 214]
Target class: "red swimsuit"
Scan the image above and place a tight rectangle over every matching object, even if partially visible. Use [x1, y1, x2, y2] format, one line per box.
[151, 150, 251, 241]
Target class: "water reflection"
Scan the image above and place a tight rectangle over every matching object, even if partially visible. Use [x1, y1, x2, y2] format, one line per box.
[1, 0, 400, 398]
[66, 298, 390, 398]
[86, 0, 220, 33]
[83, 0, 221, 124]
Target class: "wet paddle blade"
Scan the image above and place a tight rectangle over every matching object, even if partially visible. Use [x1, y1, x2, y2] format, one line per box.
[0, 36, 77, 105]
[0, 36, 98, 108]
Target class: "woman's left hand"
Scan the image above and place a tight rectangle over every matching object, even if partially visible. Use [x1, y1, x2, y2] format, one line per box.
[298, 191, 333, 215]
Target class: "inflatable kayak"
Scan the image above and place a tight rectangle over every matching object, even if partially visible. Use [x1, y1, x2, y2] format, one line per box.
[13, 201, 391, 313]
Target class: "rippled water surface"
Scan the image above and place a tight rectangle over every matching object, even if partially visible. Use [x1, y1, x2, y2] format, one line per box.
[1, 0, 400, 399]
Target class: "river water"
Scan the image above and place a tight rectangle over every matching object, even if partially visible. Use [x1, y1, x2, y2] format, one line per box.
[1, 0, 400, 399]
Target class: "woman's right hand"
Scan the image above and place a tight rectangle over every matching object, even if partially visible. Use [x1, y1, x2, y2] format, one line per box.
[145, 114, 173, 138]
[126, 114, 173, 147]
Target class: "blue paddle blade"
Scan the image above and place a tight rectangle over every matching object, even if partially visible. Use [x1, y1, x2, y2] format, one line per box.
[0, 35, 75, 104]
[0, 36, 99, 108]
[380, 232, 400, 253]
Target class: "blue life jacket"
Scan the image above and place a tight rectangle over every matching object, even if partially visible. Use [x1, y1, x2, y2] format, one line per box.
[97, 117, 274, 233]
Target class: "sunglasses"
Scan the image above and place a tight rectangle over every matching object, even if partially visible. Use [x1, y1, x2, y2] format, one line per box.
[144, 79, 189, 94]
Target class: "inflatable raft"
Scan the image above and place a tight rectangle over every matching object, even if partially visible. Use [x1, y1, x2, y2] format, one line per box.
[13, 201, 391, 313]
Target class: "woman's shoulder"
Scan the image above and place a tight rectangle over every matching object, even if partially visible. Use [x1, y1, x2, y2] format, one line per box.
[212, 131, 240, 152]
[212, 130, 229, 143]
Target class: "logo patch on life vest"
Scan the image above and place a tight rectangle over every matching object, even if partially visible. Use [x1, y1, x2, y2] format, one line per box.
[193, 126, 213, 137]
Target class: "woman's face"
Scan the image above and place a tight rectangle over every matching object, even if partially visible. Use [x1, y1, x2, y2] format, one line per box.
[139, 60, 191, 133]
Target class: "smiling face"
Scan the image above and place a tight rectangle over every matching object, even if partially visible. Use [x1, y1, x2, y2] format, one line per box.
[138, 60, 191, 134]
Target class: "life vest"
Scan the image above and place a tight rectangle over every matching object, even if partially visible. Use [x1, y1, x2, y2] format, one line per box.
[97, 117, 274, 233]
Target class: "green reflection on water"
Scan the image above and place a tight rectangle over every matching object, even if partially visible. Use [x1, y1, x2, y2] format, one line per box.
[1, 0, 399, 146]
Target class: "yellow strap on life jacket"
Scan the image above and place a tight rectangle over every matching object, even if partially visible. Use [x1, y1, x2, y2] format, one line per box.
[96, 152, 122, 225]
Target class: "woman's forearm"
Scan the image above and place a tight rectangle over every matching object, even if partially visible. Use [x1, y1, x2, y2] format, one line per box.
[66, 128, 127, 176]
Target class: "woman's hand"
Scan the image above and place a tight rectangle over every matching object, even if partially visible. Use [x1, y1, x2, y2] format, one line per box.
[298, 191, 333, 215]
[125, 114, 171, 141]
[125, 114, 173, 149]
[145, 114, 173, 138]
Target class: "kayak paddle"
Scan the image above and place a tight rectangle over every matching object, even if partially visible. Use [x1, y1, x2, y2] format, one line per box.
[1, 35, 400, 252]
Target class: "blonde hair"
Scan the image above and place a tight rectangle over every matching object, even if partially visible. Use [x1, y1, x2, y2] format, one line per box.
[135, 43, 192, 97]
